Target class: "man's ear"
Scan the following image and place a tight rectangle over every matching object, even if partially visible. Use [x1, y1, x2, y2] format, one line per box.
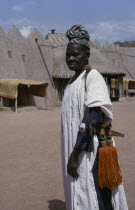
[86, 51, 90, 59]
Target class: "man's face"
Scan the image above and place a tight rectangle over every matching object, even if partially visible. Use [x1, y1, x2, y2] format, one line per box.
[66, 43, 89, 72]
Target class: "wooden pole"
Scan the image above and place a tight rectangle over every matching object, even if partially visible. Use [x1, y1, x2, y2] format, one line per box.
[107, 77, 111, 98]
[15, 98, 18, 113]
[118, 77, 124, 100]
[44, 87, 48, 110]
[0, 97, 3, 111]
[45, 96, 48, 110]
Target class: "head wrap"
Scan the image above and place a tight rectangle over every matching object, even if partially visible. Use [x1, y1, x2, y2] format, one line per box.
[66, 25, 90, 49]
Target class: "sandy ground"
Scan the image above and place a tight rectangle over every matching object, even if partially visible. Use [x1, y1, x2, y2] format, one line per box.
[0, 98, 135, 210]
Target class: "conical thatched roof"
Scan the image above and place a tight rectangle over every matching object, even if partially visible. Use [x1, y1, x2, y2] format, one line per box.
[119, 47, 135, 79]
[90, 48, 125, 76]
[8, 26, 25, 41]
[100, 48, 134, 78]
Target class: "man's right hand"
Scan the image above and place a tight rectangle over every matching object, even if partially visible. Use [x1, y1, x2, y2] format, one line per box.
[67, 149, 81, 178]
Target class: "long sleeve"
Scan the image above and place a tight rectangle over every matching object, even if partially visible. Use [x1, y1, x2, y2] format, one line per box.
[74, 107, 103, 152]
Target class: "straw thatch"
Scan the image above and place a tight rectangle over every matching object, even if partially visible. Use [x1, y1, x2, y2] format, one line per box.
[90, 48, 125, 76]
[119, 48, 135, 79]
[123, 78, 135, 90]
[46, 33, 74, 78]
[0, 79, 48, 99]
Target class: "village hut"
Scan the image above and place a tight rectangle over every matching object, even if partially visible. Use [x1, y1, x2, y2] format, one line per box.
[100, 45, 135, 96]
[0, 26, 56, 109]
[0, 79, 48, 112]
[90, 47, 126, 100]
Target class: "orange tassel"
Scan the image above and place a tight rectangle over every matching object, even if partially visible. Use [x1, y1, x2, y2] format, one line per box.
[110, 145, 122, 187]
[98, 126, 122, 190]
[105, 144, 122, 189]
[98, 144, 108, 188]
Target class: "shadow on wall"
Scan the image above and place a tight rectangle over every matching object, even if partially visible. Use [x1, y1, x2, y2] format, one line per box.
[48, 200, 66, 210]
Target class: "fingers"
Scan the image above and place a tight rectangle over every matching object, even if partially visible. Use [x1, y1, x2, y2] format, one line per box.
[67, 166, 79, 178]
[74, 169, 79, 178]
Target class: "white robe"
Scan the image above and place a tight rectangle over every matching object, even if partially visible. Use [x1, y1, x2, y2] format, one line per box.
[61, 69, 128, 210]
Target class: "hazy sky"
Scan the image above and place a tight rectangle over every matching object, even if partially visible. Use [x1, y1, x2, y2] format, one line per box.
[0, 0, 135, 43]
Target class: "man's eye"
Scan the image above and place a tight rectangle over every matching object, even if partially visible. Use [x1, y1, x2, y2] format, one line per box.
[66, 53, 80, 57]
[73, 53, 80, 56]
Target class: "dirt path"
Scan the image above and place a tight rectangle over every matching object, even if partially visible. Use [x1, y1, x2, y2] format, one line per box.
[0, 99, 134, 210]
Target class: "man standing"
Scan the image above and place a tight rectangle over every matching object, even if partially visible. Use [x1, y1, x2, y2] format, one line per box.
[61, 25, 128, 210]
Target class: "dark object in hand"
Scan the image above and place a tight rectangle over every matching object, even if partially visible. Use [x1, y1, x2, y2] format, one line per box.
[111, 130, 124, 137]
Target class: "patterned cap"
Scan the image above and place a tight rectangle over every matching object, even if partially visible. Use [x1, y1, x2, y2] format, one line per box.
[66, 25, 90, 49]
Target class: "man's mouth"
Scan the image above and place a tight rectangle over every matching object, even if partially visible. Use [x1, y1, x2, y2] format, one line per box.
[68, 63, 76, 67]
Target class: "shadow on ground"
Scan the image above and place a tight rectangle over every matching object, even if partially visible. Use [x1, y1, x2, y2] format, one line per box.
[48, 200, 66, 210]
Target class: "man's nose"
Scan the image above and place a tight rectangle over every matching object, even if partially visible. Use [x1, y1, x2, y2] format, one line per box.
[68, 56, 74, 62]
